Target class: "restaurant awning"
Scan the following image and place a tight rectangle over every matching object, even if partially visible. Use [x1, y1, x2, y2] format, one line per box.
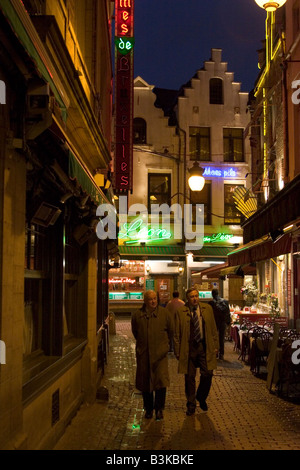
[119, 245, 186, 259]
[227, 233, 292, 266]
[191, 246, 233, 258]
[192, 262, 228, 279]
[220, 264, 257, 276]
[242, 173, 300, 244]
[193, 262, 257, 279]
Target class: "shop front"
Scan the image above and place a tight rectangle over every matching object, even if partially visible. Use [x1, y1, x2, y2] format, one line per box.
[227, 218, 299, 328]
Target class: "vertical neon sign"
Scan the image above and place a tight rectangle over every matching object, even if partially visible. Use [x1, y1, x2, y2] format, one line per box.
[115, 0, 134, 192]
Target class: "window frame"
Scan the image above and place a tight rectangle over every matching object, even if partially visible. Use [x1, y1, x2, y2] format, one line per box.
[133, 117, 147, 144]
[223, 128, 244, 162]
[148, 172, 171, 210]
[210, 78, 223, 105]
[189, 126, 211, 161]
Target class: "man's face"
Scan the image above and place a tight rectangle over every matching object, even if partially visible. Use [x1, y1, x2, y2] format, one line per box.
[187, 290, 199, 309]
[145, 292, 157, 311]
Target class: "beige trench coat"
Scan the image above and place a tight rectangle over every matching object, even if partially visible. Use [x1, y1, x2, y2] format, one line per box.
[174, 302, 219, 374]
[131, 305, 173, 392]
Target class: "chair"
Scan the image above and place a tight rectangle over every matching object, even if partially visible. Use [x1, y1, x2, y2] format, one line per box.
[251, 328, 273, 375]
[263, 321, 274, 330]
[231, 325, 240, 352]
[278, 327, 290, 347]
[287, 330, 300, 341]
[239, 324, 258, 363]
[277, 339, 300, 397]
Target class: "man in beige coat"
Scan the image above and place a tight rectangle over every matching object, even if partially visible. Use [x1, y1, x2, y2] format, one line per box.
[174, 287, 219, 415]
[131, 290, 173, 420]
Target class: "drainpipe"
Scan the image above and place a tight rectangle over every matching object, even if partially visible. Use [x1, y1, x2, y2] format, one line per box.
[282, 60, 289, 183]
[177, 126, 187, 290]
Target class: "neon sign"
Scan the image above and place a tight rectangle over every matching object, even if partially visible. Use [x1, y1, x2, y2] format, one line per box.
[109, 278, 136, 284]
[114, 37, 135, 55]
[115, 0, 134, 191]
[203, 233, 233, 243]
[119, 218, 172, 244]
[203, 167, 237, 178]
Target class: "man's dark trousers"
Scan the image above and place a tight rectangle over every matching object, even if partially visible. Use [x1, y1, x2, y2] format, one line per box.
[185, 342, 213, 411]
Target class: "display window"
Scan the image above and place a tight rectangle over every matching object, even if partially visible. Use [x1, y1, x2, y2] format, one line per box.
[109, 260, 145, 301]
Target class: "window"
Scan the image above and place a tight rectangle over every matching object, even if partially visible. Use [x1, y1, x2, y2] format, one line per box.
[23, 207, 88, 384]
[24, 223, 51, 357]
[223, 128, 244, 162]
[210, 78, 223, 104]
[97, 241, 108, 330]
[190, 181, 212, 225]
[224, 184, 244, 224]
[148, 173, 171, 209]
[133, 117, 147, 144]
[189, 127, 210, 161]
[64, 223, 87, 342]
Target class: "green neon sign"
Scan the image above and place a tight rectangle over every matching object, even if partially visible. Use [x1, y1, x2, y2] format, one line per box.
[203, 233, 234, 243]
[119, 218, 172, 245]
[115, 37, 135, 55]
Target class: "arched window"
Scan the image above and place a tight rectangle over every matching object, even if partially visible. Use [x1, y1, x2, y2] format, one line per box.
[209, 78, 223, 104]
[133, 118, 147, 144]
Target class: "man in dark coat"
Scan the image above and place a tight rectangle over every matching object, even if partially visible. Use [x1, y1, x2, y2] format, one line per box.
[209, 288, 230, 360]
[174, 287, 219, 416]
[131, 290, 173, 420]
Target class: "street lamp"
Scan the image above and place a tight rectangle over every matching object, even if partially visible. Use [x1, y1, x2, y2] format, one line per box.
[254, 0, 286, 11]
[188, 161, 205, 192]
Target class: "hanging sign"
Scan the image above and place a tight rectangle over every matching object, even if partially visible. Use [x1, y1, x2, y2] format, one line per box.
[114, 0, 134, 192]
[203, 167, 237, 178]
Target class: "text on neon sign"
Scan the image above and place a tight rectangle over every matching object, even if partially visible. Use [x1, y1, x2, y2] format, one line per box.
[203, 167, 237, 178]
[119, 218, 172, 244]
[203, 233, 233, 243]
[109, 278, 136, 284]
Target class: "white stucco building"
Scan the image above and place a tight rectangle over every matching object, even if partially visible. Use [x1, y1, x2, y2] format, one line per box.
[110, 49, 253, 310]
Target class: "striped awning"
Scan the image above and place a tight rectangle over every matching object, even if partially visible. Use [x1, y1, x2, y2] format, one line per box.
[119, 244, 234, 259]
[119, 245, 186, 258]
[192, 246, 234, 258]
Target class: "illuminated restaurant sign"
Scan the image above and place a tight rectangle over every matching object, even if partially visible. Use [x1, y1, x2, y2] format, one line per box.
[203, 167, 237, 178]
[118, 217, 233, 246]
[109, 277, 136, 284]
[114, 0, 134, 192]
[203, 233, 233, 243]
[119, 218, 172, 245]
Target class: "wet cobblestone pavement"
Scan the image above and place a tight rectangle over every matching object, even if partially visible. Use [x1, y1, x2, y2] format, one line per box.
[54, 317, 300, 451]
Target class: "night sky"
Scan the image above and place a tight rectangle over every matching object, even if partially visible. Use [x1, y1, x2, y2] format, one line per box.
[133, 0, 266, 93]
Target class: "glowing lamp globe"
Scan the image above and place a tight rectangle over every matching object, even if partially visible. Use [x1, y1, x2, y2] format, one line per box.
[188, 162, 205, 192]
[254, 0, 287, 11]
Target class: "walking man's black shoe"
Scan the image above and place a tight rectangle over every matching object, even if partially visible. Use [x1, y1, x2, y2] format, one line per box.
[199, 401, 208, 412]
[144, 410, 153, 419]
[156, 410, 163, 420]
[186, 407, 195, 416]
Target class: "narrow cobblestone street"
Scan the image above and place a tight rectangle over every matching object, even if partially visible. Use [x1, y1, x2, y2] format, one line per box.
[54, 317, 300, 451]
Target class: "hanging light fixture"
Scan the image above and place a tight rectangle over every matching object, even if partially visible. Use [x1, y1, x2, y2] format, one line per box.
[254, 0, 287, 11]
[188, 161, 205, 191]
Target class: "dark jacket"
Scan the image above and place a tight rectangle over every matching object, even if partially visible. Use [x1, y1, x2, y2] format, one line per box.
[174, 302, 219, 374]
[131, 305, 173, 392]
[209, 296, 230, 327]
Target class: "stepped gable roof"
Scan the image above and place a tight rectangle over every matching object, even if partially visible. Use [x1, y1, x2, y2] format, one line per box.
[152, 87, 179, 126]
